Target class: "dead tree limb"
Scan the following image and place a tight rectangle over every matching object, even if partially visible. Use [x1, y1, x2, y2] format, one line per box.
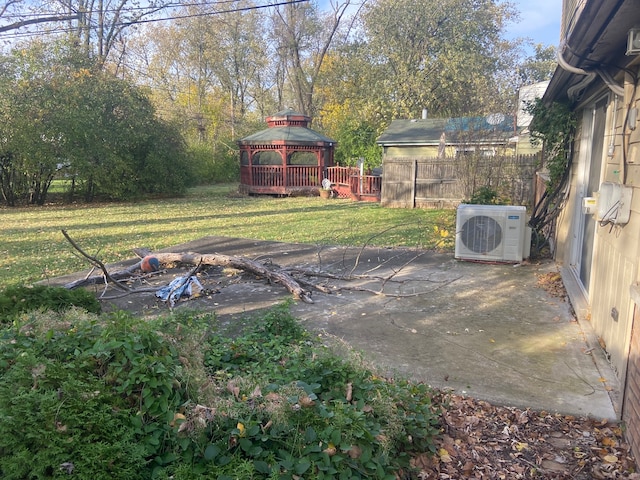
[63, 249, 314, 304]
[152, 253, 313, 303]
[62, 230, 131, 292]
[340, 275, 462, 297]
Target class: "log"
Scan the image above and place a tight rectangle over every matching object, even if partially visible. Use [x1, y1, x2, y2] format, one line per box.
[64, 251, 313, 303]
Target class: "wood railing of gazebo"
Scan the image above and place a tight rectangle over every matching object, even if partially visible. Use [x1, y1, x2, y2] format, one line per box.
[241, 165, 322, 189]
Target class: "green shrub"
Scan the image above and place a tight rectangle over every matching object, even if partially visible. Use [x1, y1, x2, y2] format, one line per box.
[198, 303, 440, 479]
[0, 304, 440, 479]
[0, 309, 208, 478]
[187, 143, 239, 184]
[466, 186, 504, 205]
[0, 285, 101, 323]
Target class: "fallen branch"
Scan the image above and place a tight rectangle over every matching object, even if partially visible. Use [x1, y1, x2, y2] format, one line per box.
[152, 253, 313, 303]
[62, 230, 131, 292]
[63, 243, 314, 303]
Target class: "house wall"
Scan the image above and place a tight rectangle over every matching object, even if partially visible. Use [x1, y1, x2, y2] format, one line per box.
[515, 133, 543, 156]
[554, 70, 640, 387]
[384, 146, 440, 157]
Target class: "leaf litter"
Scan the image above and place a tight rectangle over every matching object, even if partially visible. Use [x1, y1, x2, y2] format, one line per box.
[412, 391, 638, 479]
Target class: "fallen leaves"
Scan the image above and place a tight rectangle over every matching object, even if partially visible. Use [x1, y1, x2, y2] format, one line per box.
[536, 272, 568, 300]
[413, 392, 638, 479]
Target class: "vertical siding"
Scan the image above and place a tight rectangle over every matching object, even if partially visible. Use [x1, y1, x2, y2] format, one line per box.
[590, 239, 636, 377]
[562, 0, 584, 41]
[555, 83, 640, 381]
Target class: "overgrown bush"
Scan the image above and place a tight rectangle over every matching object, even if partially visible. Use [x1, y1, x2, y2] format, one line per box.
[0, 303, 440, 479]
[0, 285, 101, 324]
[466, 186, 505, 205]
[188, 143, 239, 184]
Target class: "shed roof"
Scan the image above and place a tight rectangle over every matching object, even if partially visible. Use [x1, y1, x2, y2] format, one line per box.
[376, 115, 515, 146]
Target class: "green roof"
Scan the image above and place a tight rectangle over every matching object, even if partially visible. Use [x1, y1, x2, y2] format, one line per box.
[377, 119, 447, 145]
[377, 116, 515, 146]
[238, 126, 335, 145]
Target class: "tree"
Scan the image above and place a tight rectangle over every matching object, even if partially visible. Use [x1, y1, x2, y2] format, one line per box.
[0, 39, 193, 205]
[0, 41, 89, 205]
[356, 0, 519, 120]
[269, 0, 357, 116]
[0, 0, 81, 35]
[518, 43, 557, 85]
[0, 0, 175, 67]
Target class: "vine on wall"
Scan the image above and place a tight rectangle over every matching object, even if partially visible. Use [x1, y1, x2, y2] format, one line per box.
[527, 98, 577, 192]
[525, 99, 577, 254]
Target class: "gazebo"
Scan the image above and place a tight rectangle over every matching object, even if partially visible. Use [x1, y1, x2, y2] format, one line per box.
[237, 109, 336, 196]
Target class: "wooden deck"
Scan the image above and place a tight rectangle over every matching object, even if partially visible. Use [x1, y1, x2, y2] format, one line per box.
[240, 165, 382, 201]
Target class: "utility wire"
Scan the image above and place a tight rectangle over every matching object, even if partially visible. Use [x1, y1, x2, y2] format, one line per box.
[0, 0, 307, 38]
[1, 0, 255, 18]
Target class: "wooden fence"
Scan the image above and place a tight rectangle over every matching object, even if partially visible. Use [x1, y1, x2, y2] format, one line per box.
[380, 154, 541, 208]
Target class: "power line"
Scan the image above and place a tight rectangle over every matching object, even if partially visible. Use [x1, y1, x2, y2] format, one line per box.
[0, 0, 307, 39]
[123, 0, 308, 26]
[1, 0, 250, 19]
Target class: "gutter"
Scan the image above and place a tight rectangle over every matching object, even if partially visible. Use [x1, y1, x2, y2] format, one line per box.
[546, 0, 627, 103]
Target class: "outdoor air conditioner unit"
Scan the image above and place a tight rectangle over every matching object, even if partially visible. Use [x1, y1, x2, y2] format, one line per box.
[455, 204, 531, 262]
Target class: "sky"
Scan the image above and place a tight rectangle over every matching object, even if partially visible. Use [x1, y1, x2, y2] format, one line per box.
[504, 0, 562, 52]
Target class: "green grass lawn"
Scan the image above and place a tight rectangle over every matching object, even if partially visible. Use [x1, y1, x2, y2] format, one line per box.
[0, 184, 455, 286]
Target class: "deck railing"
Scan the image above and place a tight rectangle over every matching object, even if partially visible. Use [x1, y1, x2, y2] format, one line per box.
[325, 166, 382, 200]
[325, 166, 359, 185]
[240, 164, 381, 201]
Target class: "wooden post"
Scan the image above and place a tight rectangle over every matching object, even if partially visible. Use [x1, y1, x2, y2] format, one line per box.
[411, 159, 417, 208]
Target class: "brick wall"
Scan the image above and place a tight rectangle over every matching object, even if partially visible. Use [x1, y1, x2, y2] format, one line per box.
[623, 305, 640, 462]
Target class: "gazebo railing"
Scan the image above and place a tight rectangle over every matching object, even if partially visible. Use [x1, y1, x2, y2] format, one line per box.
[245, 165, 322, 188]
[286, 166, 322, 187]
[250, 166, 284, 187]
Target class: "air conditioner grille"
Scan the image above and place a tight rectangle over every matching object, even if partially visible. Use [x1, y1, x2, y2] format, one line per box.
[460, 215, 502, 253]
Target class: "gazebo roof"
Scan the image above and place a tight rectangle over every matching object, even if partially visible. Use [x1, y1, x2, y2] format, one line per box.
[237, 109, 336, 146]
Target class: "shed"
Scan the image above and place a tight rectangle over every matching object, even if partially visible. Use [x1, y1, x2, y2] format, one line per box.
[376, 115, 517, 158]
[237, 109, 336, 196]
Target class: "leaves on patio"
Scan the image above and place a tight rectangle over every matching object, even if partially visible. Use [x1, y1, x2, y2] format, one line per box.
[414, 392, 638, 479]
[536, 272, 568, 300]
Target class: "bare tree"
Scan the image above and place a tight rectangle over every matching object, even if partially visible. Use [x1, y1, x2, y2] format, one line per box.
[270, 0, 357, 116]
[1, 0, 174, 67]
